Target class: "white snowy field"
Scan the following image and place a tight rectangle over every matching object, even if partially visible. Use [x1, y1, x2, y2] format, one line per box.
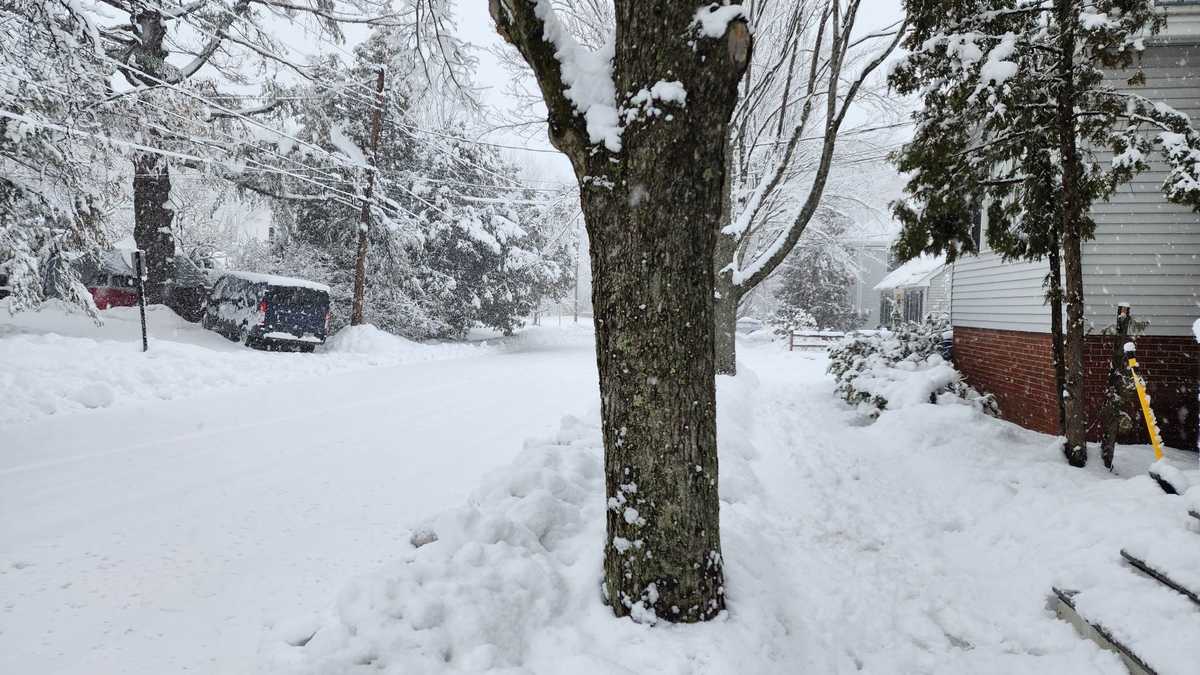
[2, 304, 1198, 674]
[0, 303, 600, 674]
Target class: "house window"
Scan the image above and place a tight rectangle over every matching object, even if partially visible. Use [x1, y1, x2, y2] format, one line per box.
[969, 204, 983, 251]
[903, 289, 925, 323]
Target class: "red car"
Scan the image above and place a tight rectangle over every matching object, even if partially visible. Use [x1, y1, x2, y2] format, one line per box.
[89, 274, 139, 309]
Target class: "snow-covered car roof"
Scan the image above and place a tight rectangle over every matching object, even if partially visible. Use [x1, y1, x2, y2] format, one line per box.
[221, 271, 331, 293]
[874, 254, 947, 292]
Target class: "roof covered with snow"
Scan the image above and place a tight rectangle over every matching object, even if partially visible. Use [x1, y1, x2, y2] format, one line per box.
[221, 271, 331, 293]
[874, 254, 948, 291]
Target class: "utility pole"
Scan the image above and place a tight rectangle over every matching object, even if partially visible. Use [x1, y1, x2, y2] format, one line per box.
[351, 67, 385, 326]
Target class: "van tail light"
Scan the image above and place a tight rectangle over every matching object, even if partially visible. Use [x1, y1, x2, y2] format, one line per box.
[324, 309, 332, 332]
[257, 299, 268, 323]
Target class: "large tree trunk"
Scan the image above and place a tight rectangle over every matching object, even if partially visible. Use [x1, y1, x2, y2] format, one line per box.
[133, 151, 175, 304]
[493, 1, 750, 622]
[1055, 0, 1088, 467]
[585, 165, 727, 622]
[589, 14, 747, 623]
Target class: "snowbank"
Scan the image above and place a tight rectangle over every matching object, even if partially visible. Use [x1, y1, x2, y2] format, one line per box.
[0, 305, 488, 426]
[322, 324, 481, 364]
[265, 371, 837, 674]
[264, 350, 1198, 674]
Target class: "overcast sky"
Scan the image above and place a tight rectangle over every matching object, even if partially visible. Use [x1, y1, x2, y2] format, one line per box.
[453, 1, 910, 201]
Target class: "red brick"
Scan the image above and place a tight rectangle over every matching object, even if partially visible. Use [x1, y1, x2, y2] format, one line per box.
[953, 327, 1198, 450]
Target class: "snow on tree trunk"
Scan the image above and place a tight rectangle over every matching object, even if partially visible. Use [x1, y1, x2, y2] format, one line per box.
[492, 0, 751, 622]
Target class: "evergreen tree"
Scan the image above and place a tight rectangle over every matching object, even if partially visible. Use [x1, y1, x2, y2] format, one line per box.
[889, 0, 1200, 466]
[259, 26, 573, 340]
[0, 1, 122, 318]
[774, 217, 862, 331]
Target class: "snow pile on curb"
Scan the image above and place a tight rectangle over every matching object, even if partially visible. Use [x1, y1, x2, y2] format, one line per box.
[0, 304, 488, 426]
[264, 370, 840, 674]
[322, 324, 419, 354]
[322, 324, 483, 364]
[270, 413, 604, 673]
[499, 323, 596, 352]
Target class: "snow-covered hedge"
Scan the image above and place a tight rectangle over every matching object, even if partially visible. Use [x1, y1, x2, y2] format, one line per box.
[827, 315, 997, 417]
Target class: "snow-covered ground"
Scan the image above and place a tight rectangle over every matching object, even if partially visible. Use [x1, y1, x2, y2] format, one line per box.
[0, 304, 599, 674]
[2, 305, 1197, 674]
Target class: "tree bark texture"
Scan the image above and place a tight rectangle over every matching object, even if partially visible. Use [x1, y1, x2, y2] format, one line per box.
[1054, 0, 1088, 467]
[133, 151, 176, 304]
[492, 0, 751, 622]
[1100, 312, 1132, 469]
[129, 9, 175, 305]
[1047, 230, 1067, 432]
[714, 130, 740, 377]
[713, 263, 740, 377]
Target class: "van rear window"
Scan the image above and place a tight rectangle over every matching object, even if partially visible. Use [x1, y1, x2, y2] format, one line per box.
[267, 286, 329, 314]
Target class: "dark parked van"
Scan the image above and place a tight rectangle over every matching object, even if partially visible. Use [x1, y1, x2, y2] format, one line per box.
[202, 272, 331, 352]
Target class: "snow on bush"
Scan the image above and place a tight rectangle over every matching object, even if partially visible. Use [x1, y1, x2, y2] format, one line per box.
[827, 315, 997, 418]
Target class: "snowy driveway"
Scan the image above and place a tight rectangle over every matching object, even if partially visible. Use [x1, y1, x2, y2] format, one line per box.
[0, 330, 599, 675]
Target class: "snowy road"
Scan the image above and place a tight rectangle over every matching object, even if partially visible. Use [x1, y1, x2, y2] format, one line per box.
[0, 333, 598, 675]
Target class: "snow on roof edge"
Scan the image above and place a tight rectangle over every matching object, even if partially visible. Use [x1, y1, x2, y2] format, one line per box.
[221, 270, 331, 293]
[873, 254, 947, 292]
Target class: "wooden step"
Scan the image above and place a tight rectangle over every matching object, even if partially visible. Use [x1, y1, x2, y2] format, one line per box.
[1121, 549, 1200, 607]
[1121, 528, 1200, 607]
[1051, 587, 1156, 675]
[1051, 571, 1200, 675]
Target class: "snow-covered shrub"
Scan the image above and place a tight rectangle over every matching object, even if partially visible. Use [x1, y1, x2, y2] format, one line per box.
[770, 307, 816, 337]
[827, 315, 997, 417]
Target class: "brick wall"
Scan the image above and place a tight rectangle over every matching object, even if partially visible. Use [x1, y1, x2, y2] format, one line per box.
[953, 327, 1062, 436]
[954, 327, 1198, 450]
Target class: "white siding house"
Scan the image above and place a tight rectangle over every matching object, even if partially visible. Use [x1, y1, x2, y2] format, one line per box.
[875, 254, 950, 326]
[953, 8, 1200, 339]
[949, 5, 1199, 450]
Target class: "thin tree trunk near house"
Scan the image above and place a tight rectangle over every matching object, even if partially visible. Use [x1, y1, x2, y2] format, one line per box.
[492, 0, 750, 622]
[713, 266, 739, 376]
[1054, 0, 1088, 467]
[132, 151, 175, 304]
[1047, 231, 1067, 432]
[714, 129, 740, 377]
[1100, 311, 1132, 469]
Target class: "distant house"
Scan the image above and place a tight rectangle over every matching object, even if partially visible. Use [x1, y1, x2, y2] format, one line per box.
[874, 254, 950, 327]
[951, 5, 1200, 450]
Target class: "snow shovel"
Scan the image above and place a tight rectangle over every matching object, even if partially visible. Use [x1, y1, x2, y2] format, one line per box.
[1126, 343, 1190, 495]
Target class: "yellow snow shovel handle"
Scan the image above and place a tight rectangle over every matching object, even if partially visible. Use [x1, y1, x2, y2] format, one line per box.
[1127, 357, 1164, 461]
